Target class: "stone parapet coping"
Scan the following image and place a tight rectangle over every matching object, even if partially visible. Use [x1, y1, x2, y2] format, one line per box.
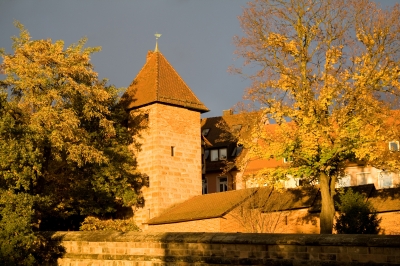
[45, 231, 400, 247]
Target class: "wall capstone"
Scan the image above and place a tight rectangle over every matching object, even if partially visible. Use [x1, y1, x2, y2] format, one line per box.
[47, 231, 400, 265]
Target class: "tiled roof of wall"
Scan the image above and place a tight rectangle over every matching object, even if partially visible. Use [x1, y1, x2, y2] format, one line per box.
[262, 186, 319, 212]
[147, 188, 257, 225]
[121, 51, 209, 113]
[367, 187, 400, 212]
[147, 184, 400, 225]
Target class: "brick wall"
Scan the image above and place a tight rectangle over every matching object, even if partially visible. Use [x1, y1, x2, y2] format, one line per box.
[51, 231, 400, 265]
[133, 104, 202, 226]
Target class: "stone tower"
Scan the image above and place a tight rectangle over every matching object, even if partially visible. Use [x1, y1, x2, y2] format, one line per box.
[121, 43, 209, 227]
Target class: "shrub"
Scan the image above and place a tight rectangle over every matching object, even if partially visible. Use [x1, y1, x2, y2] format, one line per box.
[334, 189, 381, 234]
[0, 191, 63, 265]
[80, 216, 141, 232]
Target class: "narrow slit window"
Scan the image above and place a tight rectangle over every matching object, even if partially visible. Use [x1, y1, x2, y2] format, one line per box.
[171, 146, 175, 156]
[389, 141, 399, 151]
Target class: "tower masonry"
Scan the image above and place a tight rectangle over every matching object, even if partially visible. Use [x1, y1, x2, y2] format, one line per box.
[121, 42, 209, 227]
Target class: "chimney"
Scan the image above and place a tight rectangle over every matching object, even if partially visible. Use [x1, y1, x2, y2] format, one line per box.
[222, 109, 233, 116]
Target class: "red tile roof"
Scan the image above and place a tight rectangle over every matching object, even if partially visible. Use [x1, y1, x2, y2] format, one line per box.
[121, 51, 209, 113]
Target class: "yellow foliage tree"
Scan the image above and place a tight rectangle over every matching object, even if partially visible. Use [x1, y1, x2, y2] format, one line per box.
[233, 0, 400, 234]
[0, 23, 147, 231]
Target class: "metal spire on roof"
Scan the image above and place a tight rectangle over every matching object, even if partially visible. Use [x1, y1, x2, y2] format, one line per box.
[154, 32, 161, 52]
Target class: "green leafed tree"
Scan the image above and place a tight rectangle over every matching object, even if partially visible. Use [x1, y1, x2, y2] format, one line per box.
[334, 189, 381, 234]
[233, 0, 400, 233]
[0, 23, 146, 264]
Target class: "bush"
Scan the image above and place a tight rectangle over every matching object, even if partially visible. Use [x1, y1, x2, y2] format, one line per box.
[0, 191, 63, 265]
[334, 189, 381, 234]
[80, 216, 141, 232]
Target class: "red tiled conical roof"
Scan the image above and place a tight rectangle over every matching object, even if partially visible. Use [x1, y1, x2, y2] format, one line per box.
[121, 50, 209, 113]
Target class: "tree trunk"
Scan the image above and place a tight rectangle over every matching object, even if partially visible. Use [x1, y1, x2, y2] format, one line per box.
[319, 172, 336, 234]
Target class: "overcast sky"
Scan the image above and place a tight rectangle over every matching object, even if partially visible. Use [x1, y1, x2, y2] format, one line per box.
[1, 0, 399, 118]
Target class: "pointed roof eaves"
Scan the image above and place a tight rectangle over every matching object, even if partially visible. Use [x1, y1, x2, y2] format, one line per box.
[121, 51, 209, 113]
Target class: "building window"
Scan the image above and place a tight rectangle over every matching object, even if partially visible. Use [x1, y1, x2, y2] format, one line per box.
[210, 148, 227, 161]
[204, 150, 210, 160]
[218, 177, 228, 192]
[378, 171, 393, 188]
[284, 157, 293, 163]
[202, 128, 210, 136]
[171, 146, 175, 156]
[231, 146, 243, 157]
[356, 172, 373, 185]
[210, 149, 219, 161]
[337, 175, 351, 188]
[284, 176, 299, 188]
[202, 176, 208, 194]
[389, 141, 399, 151]
[219, 148, 227, 160]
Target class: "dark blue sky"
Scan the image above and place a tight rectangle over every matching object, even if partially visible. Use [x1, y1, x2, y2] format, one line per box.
[1, 0, 399, 118]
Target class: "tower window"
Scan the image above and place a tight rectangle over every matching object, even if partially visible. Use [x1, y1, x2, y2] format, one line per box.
[389, 141, 399, 151]
[171, 146, 175, 156]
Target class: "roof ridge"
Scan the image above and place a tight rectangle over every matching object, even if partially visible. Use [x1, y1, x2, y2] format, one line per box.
[155, 52, 160, 101]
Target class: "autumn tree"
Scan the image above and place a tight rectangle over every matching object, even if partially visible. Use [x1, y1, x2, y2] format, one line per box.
[0, 23, 146, 263]
[233, 0, 400, 233]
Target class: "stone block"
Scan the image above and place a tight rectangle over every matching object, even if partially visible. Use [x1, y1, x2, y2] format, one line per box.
[294, 252, 310, 260]
[322, 246, 340, 253]
[268, 251, 287, 259]
[115, 248, 127, 255]
[369, 247, 384, 254]
[309, 252, 320, 260]
[249, 251, 264, 259]
[336, 253, 352, 262]
[307, 246, 322, 253]
[225, 250, 240, 258]
[319, 253, 336, 261]
[386, 255, 397, 263]
[364, 254, 388, 264]
[347, 246, 368, 254]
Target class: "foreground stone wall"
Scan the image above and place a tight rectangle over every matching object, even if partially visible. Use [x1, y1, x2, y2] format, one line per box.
[50, 231, 400, 265]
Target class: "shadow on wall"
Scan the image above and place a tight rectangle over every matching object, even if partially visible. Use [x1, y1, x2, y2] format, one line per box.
[229, 186, 320, 233]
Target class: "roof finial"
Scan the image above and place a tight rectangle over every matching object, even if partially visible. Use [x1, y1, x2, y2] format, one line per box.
[154, 32, 161, 52]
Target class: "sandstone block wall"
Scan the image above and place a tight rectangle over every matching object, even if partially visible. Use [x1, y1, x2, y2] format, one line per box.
[133, 104, 202, 226]
[52, 231, 400, 266]
[148, 218, 222, 233]
[145, 209, 320, 234]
